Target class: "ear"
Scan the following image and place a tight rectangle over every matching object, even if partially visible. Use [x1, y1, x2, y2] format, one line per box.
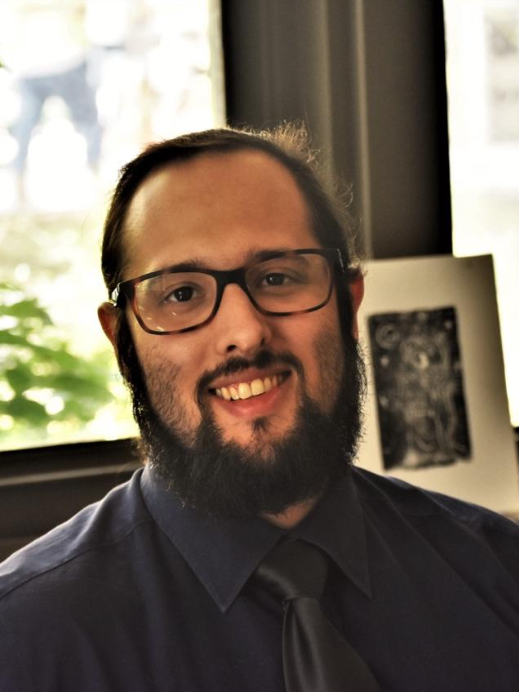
[98, 302, 119, 349]
[348, 272, 364, 340]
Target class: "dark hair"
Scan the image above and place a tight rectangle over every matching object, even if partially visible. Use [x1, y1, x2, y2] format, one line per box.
[101, 123, 359, 299]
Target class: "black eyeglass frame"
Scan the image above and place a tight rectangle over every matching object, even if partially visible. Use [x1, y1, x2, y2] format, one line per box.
[110, 247, 348, 335]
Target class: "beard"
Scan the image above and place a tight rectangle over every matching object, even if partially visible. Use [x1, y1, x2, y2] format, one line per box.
[116, 318, 366, 521]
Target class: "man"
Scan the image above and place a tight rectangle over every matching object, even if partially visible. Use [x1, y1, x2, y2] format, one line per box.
[1, 125, 519, 691]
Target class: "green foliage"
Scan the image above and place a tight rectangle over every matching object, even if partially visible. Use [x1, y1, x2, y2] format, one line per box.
[0, 282, 113, 439]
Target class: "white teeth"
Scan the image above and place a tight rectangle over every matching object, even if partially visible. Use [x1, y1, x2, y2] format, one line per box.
[214, 375, 283, 400]
[238, 382, 252, 399]
[251, 378, 265, 396]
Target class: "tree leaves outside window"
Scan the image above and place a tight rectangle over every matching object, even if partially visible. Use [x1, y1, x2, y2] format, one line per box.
[0, 282, 116, 448]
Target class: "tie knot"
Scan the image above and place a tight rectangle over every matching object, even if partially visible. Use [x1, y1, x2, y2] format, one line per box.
[254, 540, 329, 603]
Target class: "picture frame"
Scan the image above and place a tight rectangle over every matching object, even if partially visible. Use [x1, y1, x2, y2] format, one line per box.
[355, 254, 519, 515]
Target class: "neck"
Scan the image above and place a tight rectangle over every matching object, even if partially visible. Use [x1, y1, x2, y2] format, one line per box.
[262, 496, 320, 529]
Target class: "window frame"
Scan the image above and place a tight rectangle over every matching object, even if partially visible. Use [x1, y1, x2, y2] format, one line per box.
[1, 0, 516, 560]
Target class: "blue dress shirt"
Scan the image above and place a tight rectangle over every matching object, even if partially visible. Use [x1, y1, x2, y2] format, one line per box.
[1, 464, 519, 691]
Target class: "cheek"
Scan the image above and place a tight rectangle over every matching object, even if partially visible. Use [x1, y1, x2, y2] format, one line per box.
[131, 327, 194, 389]
[313, 326, 344, 408]
[140, 353, 204, 447]
[139, 347, 182, 404]
[134, 337, 201, 415]
[289, 305, 344, 409]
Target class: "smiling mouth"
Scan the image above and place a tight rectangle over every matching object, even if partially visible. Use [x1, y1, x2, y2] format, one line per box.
[210, 372, 290, 401]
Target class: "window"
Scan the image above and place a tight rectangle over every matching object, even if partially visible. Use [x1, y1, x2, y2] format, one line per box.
[444, 0, 519, 426]
[0, 0, 224, 450]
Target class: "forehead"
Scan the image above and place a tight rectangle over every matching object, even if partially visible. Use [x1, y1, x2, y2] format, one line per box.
[122, 149, 318, 278]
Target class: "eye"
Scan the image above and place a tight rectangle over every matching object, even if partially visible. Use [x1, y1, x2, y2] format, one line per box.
[161, 284, 203, 305]
[165, 285, 196, 303]
[261, 272, 293, 287]
[257, 268, 307, 291]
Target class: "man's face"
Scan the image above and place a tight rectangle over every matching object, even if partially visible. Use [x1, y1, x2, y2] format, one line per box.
[121, 151, 349, 447]
[100, 149, 365, 519]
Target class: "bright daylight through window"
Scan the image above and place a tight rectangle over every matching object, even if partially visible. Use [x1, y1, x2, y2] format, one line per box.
[0, 0, 224, 450]
[444, 0, 519, 427]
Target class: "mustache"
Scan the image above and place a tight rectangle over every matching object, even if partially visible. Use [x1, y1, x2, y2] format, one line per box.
[197, 350, 304, 401]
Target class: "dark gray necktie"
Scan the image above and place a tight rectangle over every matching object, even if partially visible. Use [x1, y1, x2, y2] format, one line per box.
[254, 540, 380, 692]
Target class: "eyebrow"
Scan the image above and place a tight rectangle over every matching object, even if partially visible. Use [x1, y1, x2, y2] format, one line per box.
[151, 248, 298, 275]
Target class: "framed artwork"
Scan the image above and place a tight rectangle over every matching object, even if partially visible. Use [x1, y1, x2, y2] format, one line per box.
[355, 254, 519, 515]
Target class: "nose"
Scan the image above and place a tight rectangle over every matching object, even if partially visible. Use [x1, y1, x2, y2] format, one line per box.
[212, 283, 272, 356]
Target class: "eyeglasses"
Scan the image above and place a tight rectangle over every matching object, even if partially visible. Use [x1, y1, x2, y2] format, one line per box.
[110, 248, 346, 335]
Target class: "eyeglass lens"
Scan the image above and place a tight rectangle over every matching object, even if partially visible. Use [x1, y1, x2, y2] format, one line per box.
[133, 253, 332, 333]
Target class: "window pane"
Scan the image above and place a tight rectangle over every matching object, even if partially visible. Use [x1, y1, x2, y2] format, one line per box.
[444, 0, 519, 426]
[0, 0, 224, 450]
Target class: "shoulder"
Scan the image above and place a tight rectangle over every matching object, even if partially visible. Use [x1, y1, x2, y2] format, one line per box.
[0, 469, 184, 691]
[353, 467, 519, 550]
[352, 466, 517, 525]
[0, 469, 152, 604]
[353, 468, 519, 598]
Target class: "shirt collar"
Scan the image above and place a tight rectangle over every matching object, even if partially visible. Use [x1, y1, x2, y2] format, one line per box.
[290, 469, 372, 600]
[140, 465, 371, 613]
